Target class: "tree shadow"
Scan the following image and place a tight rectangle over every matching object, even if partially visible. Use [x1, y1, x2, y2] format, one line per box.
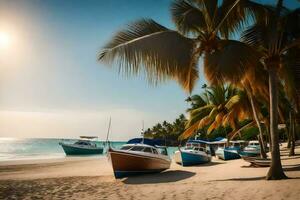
[213, 176, 266, 182]
[283, 164, 300, 172]
[122, 170, 195, 184]
[281, 155, 300, 160]
[214, 176, 300, 182]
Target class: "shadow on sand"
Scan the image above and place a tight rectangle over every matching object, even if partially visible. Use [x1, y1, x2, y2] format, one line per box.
[213, 176, 300, 181]
[283, 164, 300, 172]
[213, 176, 266, 182]
[122, 170, 195, 184]
[213, 165, 300, 182]
[281, 155, 300, 160]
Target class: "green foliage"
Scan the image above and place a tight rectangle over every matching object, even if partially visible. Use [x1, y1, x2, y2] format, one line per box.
[240, 126, 259, 140]
[143, 114, 187, 146]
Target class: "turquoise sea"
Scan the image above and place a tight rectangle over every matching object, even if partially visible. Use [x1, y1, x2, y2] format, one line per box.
[0, 138, 178, 161]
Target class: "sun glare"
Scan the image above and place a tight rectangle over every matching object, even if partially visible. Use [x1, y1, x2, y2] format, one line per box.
[0, 31, 12, 49]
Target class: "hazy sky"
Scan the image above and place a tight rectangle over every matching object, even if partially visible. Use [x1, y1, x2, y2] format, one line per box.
[0, 0, 298, 140]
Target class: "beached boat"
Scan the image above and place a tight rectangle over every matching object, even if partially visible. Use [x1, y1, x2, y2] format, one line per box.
[59, 136, 103, 155]
[108, 138, 171, 179]
[239, 140, 261, 157]
[208, 137, 227, 156]
[174, 140, 211, 166]
[243, 157, 271, 167]
[215, 141, 245, 160]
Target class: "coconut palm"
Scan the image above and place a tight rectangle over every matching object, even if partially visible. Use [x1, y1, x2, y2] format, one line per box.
[98, 0, 298, 180]
[241, 0, 300, 179]
[99, 0, 263, 93]
[239, 66, 270, 158]
[181, 85, 253, 141]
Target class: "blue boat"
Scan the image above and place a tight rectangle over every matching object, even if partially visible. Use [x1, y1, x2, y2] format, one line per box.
[59, 136, 103, 155]
[215, 147, 241, 160]
[174, 140, 212, 166]
[215, 141, 245, 160]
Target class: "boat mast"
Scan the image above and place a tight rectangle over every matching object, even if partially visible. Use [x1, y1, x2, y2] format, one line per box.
[105, 117, 112, 147]
[141, 120, 144, 144]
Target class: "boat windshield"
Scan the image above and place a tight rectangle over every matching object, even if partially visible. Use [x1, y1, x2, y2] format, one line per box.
[157, 148, 168, 155]
[143, 147, 153, 153]
[194, 147, 204, 152]
[120, 145, 164, 155]
[130, 146, 145, 152]
[120, 146, 133, 150]
[152, 148, 158, 154]
[75, 141, 92, 146]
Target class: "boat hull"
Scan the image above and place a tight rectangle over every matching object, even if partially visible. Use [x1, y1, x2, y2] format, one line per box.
[250, 158, 271, 167]
[216, 148, 241, 160]
[242, 158, 271, 167]
[174, 150, 211, 166]
[60, 143, 103, 155]
[239, 150, 260, 157]
[108, 148, 171, 178]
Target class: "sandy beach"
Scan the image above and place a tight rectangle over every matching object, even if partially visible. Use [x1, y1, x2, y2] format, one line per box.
[1, 144, 300, 200]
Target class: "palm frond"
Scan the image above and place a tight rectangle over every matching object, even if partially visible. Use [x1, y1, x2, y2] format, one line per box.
[225, 95, 240, 110]
[186, 104, 214, 127]
[99, 19, 198, 92]
[171, 0, 207, 35]
[204, 40, 260, 85]
[229, 120, 255, 140]
[207, 120, 218, 135]
[198, 115, 212, 128]
[192, 0, 218, 29]
[180, 120, 200, 140]
[280, 47, 300, 108]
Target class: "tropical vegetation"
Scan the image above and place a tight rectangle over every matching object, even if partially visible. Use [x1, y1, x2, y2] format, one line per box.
[99, 0, 300, 180]
[143, 114, 187, 146]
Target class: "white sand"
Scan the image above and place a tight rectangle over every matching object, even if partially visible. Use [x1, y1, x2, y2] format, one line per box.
[0, 144, 300, 200]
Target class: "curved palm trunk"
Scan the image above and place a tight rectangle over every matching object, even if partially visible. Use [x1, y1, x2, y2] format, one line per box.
[266, 68, 287, 180]
[248, 93, 267, 158]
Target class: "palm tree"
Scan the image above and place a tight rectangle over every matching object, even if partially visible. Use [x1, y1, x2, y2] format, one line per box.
[240, 67, 270, 158]
[98, 0, 298, 180]
[99, 0, 263, 93]
[181, 85, 253, 142]
[241, 0, 300, 179]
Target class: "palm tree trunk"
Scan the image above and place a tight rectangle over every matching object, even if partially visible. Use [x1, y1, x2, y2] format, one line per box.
[287, 121, 291, 148]
[249, 93, 267, 158]
[266, 67, 287, 180]
[266, 125, 272, 152]
[289, 112, 295, 156]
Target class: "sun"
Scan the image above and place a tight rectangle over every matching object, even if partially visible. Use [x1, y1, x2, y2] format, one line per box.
[0, 31, 12, 49]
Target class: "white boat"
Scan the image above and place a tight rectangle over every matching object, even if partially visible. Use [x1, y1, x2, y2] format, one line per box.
[244, 140, 260, 151]
[239, 140, 261, 157]
[174, 140, 211, 166]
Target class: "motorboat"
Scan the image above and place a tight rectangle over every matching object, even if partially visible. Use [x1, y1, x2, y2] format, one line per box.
[239, 140, 261, 157]
[59, 136, 103, 155]
[108, 138, 171, 179]
[174, 140, 211, 166]
[215, 140, 245, 160]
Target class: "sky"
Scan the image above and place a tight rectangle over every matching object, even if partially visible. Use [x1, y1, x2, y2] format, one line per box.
[0, 0, 298, 140]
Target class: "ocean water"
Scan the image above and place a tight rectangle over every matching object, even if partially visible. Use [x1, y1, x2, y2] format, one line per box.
[0, 138, 178, 161]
